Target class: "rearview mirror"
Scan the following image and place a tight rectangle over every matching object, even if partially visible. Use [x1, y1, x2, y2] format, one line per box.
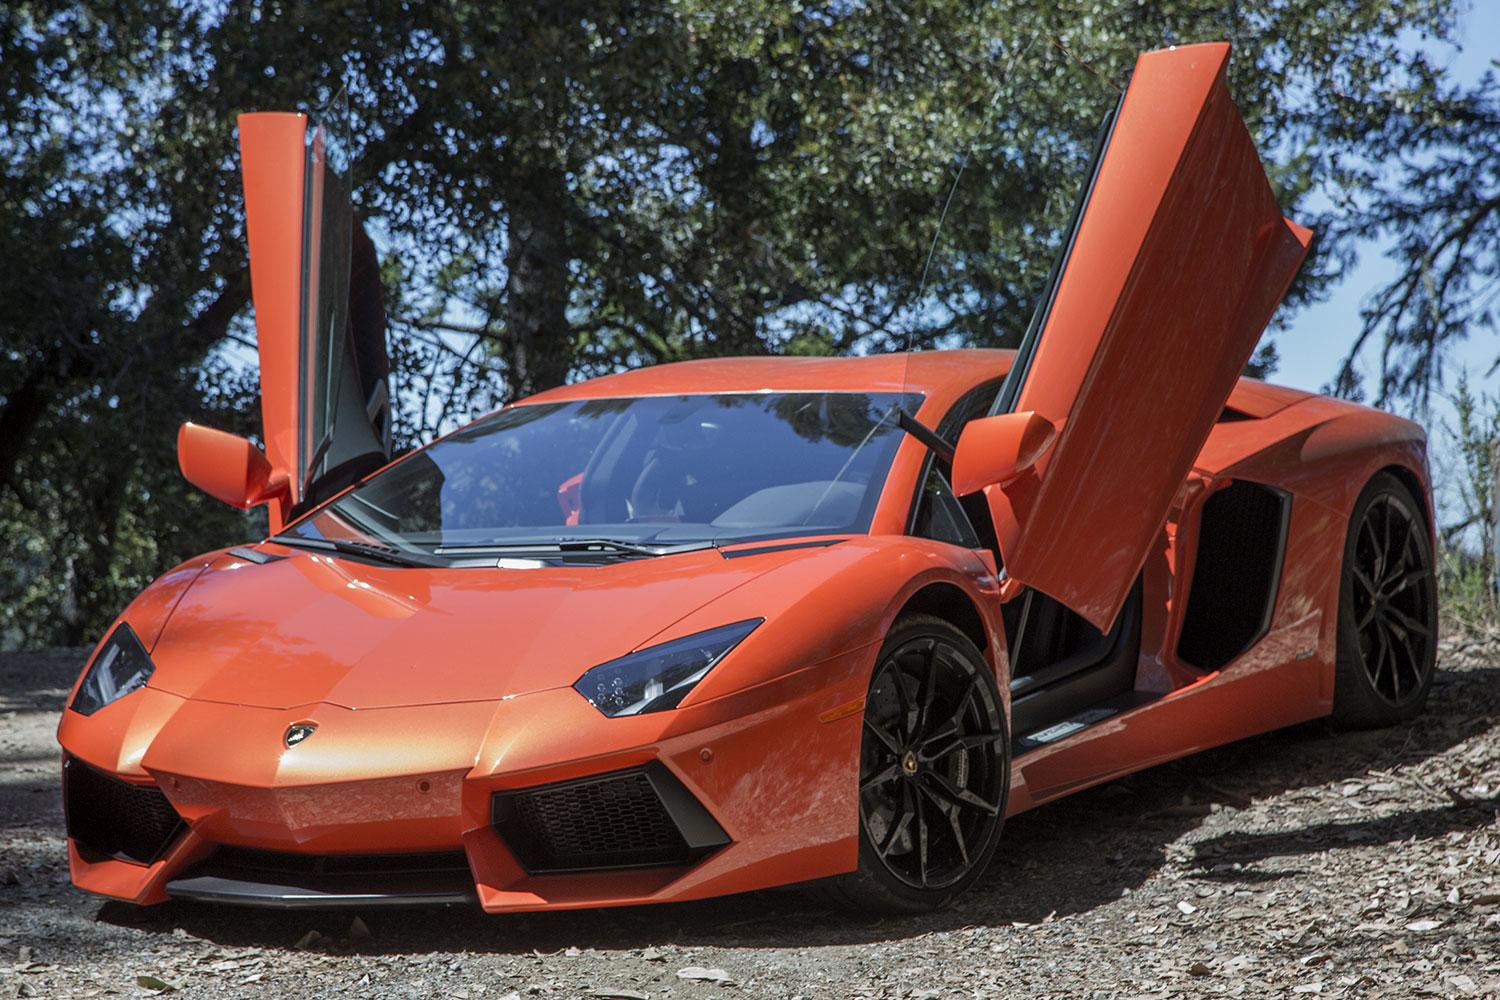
[950, 411, 1057, 497]
[177, 422, 287, 510]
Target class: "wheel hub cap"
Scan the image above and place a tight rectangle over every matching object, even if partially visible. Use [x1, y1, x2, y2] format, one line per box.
[901, 750, 919, 775]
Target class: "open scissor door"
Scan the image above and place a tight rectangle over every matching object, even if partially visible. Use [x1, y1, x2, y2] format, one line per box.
[970, 42, 1312, 632]
[239, 105, 390, 521]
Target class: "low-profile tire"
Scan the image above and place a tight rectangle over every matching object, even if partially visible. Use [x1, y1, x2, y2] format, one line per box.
[1332, 471, 1439, 728]
[819, 613, 1010, 915]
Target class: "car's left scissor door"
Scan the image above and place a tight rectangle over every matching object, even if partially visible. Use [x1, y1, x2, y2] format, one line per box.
[239, 106, 390, 516]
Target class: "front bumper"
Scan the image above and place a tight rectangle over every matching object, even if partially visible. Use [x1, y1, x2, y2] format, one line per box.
[56, 645, 872, 911]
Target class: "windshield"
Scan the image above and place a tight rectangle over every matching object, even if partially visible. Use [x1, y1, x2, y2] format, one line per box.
[284, 391, 920, 551]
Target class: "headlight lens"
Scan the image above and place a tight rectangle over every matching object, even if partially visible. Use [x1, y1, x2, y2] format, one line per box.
[70, 623, 155, 716]
[574, 619, 762, 718]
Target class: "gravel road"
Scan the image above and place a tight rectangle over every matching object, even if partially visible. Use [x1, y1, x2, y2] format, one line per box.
[2, 642, 1498, 998]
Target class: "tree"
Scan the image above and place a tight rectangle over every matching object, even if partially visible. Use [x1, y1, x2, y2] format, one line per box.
[0, 0, 1474, 645]
[1328, 63, 1500, 409]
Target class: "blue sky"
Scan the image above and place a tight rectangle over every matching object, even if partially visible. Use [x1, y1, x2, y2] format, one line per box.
[1276, 3, 1499, 411]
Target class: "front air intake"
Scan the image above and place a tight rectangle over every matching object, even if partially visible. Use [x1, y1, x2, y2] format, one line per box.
[63, 756, 183, 864]
[492, 763, 729, 874]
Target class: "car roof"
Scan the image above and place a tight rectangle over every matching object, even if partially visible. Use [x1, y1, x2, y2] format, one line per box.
[516, 347, 1318, 426]
[522, 349, 1017, 405]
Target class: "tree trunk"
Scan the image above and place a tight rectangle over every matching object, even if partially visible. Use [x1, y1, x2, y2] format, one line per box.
[503, 166, 572, 399]
[65, 455, 133, 646]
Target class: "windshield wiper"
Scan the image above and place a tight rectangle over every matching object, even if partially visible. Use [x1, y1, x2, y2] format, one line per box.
[434, 538, 717, 558]
[270, 534, 446, 568]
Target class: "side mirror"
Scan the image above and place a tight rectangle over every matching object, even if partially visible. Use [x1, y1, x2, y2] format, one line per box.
[177, 422, 287, 510]
[950, 410, 1057, 497]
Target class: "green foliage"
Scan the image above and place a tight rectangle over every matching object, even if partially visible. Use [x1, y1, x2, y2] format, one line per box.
[1437, 371, 1500, 635]
[1440, 546, 1500, 638]
[0, 0, 1484, 646]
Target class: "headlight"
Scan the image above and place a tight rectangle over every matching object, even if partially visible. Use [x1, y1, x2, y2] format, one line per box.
[70, 623, 155, 716]
[574, 619, 762, 718]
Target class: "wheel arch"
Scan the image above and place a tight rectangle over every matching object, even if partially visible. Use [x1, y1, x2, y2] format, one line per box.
[895, 582, 989, 654]
[876, 568, 1011, 720]
[1207, 401, 1432, 532]
[1378, 462, 1433, 534]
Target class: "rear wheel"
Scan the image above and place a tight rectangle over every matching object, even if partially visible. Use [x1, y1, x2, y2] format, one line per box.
[822, 614, 1009, 914]
[1332, 472, 1438, 728]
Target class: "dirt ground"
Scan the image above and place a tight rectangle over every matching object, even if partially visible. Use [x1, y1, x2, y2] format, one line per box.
[2, 642, 1498, 999]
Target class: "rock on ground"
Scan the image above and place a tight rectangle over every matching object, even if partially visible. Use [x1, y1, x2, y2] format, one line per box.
[2, 643, 1498, 998]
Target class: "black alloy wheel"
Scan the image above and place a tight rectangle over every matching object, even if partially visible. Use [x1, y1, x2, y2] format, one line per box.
[821, 614, 1009, 913]
[1334, 472, 1438, 727]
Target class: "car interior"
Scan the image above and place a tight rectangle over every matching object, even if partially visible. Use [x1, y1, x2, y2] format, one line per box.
[910, 379, 1144, 750]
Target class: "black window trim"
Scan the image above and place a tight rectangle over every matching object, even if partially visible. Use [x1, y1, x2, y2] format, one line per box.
[905, 377, 1007, 540]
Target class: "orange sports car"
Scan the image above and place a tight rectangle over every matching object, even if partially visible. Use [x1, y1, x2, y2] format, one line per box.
[59, 42, 1435, 915]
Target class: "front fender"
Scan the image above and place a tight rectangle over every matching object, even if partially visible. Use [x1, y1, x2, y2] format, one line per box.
[666, 537, 1004, 708]
[58, 548, 227, 724]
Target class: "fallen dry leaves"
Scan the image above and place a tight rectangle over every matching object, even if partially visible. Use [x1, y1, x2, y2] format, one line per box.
[0, 639, 1497, 997]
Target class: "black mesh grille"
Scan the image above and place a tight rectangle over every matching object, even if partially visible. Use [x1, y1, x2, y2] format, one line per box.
[64, 757, 183, 864]
[493, 764, 728, 874]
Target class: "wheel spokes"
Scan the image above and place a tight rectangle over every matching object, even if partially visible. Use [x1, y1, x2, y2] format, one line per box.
[1382, 623, 1402, 700]
[1386, 605, 1431, 639]
[863, 716, 902, 757]
[1352, 493, 1434, 705]
[861, 761, 901, 792]
[917, 782, 973, 868]
[943, 797, 970, 868]
[923, 769, 1000, 816]
[915, 787, 930, 887]
[1382, 567, 1428, 599]
[1379, 499, 1395, 577]
[878, 783, 917, 858]
[911, 641, 940, 738]
[891, 662, 916, 742]
[859, 632, 1007, 891]
[921, 728, 1002, 763]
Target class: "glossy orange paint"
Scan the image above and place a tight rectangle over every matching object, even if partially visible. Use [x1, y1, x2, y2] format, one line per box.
[57, 348, 1429, 911]
[59, 43, 1434, 914]
[994, 42, 1312, 633]
[238, 111, 309, 528]
[950, 410, 1056, 497]
[176, 422, 287, 510]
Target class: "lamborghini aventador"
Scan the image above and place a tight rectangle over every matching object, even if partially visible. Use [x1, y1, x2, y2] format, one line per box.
[58, 41, 1436, 915]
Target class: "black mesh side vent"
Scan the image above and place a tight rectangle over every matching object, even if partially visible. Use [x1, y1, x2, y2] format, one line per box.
[63, 757, 183, 864]
[493, 763, 729, 874]
[1176, 481, 1289, 670]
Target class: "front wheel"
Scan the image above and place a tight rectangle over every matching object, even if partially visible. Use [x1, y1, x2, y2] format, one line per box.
[821, 614, 1009, 914]
[1332, 472, 1439, 728]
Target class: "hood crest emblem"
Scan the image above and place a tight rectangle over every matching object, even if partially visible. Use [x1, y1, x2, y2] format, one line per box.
[284, 722, 317, 748]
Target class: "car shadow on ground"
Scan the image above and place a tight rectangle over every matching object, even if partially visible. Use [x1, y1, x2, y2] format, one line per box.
[74, 662, 1500, 956]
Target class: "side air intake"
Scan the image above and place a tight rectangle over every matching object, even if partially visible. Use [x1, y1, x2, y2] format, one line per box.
[1176, 480, 1290, 670]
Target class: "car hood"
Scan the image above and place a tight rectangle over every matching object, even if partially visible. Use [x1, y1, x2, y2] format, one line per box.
[145, 544, 793, 710]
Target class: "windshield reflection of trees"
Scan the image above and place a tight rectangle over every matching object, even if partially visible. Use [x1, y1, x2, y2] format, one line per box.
[325, 392, 909, 542]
